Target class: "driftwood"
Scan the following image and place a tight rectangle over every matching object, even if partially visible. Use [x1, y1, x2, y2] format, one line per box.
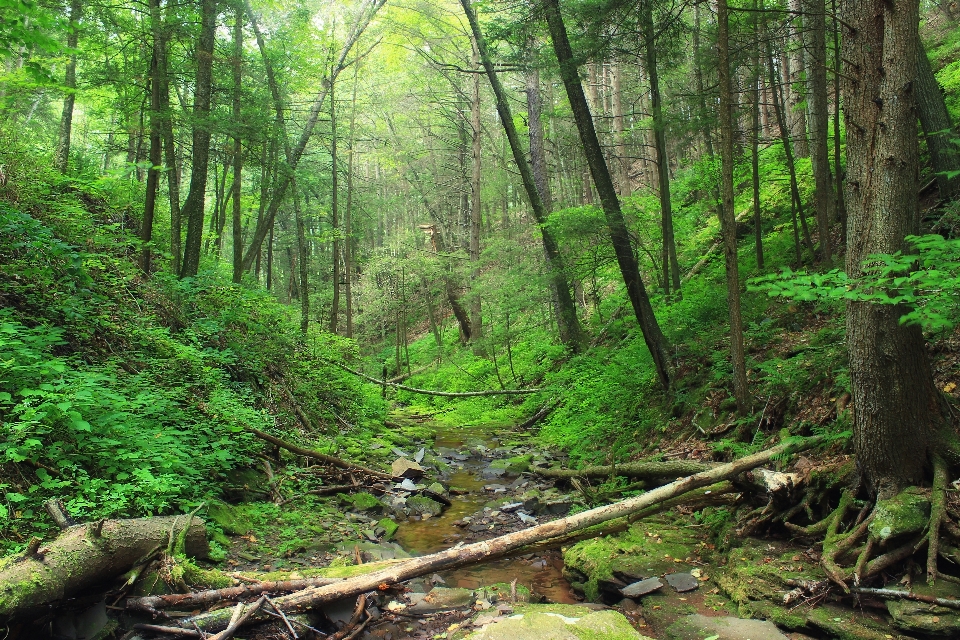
[329, 360, 542, 397]
[851, 586, 960, 611]
[180, 436, 823, 632]
[515, 402, 558, 431]
[0, 515, 207, 620]
[535, 459, 717, 480]
[248, 427, 391, 480]
[126, 576, 343, 616]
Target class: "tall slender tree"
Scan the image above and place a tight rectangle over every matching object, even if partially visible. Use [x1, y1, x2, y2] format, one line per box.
[179, 0, 217, 278]
[459, 0, 584, 353]
[717, 0, 750, 415]
[231, 3, 244, 284]
[543, 0, 672, 388]
[53, 0, 82, 173]
[640, 0, 681, 298]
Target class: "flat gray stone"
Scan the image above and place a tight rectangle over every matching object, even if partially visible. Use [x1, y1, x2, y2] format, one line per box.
[620, 577, 664, 598]
[666, 614, 789, 640]
[664, 572, 700, 593]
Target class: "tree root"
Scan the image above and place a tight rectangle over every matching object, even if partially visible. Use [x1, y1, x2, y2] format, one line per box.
[928, 454, 949, 584]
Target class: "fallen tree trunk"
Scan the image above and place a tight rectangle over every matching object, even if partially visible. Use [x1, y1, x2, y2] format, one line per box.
[248, 427, 391, 480]
[181, 435, 823, 631]
[0, 516, 207, 620]
[328, 360, 542, 397]
[535, 459, 717, 480]
[127, 576, 344, 616]
[515, 402, 558, 431]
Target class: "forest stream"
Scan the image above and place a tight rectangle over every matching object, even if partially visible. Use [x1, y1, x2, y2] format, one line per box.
[390, 417, 577, 605]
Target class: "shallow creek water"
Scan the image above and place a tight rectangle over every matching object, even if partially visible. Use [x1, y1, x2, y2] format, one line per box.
[392, 421, 578, 604]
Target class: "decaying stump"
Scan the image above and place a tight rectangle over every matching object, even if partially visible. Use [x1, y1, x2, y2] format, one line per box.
[0, 515, 207, 620]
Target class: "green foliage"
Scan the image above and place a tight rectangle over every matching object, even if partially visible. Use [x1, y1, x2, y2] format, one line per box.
[750, 234, 960, 333]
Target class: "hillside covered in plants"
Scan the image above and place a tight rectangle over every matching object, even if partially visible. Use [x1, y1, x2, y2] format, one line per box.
[1, 0, 959, 638]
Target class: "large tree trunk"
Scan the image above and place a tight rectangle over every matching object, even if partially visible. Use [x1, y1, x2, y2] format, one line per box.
[641, 0, 681, 298]
[717, 0, 750, 416]
[543, 0, 671, 388]
[53, 0, 82, 173]
[842, 0, 944, 496]
[460, 0, 584, 353]
[917, 46, 960, 201]
[804, 0, 834, 265]
[179, 0, 217, 278]
[0, 516, 207, 620]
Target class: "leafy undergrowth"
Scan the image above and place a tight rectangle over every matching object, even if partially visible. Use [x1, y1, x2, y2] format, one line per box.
[0, 149, 384, 553]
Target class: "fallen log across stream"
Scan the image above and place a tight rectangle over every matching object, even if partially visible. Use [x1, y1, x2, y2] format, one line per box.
[0, 515, 207, 620]
[176, 435, 825, 633]
[327, 359, 543, 397]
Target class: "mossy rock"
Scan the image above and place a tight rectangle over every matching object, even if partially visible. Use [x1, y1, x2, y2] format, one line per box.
[463, 603, 654, 639]
[338, 492, 384, 513]
[665, 614, 789, 639]
[886, 579, 960, 636]
[407, 495, 444, 517]
[490, 455, 533, 474]
[868, 487, 930, 543]
[378, 517, 399, 541]
[716, 537, 825, 606]
[806, 603, 902, 640]
[563, 517, 700, 602]
[206, 501, 252, 536]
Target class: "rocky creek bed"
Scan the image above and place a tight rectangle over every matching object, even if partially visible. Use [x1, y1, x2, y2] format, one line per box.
[120, 412, 960, 639]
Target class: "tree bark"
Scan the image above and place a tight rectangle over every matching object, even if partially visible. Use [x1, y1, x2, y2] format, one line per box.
[917, 46, 960, 201]
[804, 0, 834, 265]
[460, 0, 584, 353]
[717, 0, 750, 416]
[751, 0, 764, 270]
[543, 0, 671, 389]
[156, 0, 182, 275]
[294, 182, 309, 334]
[330, 77, 341, 335]
[610, 57, 631, 196]
[787, 0, 809, 158]
[179, 0, 217, 278]
[0, 516, 207, 620]
[142, 40, 162, 273]
[345, 67, 359, 339]
[641, 0, 681, 297]
[841, 0, 944, 496]
[231, 5, 243, 284]
[53, 0, 82, 173]
[469, 35, 483, 343]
